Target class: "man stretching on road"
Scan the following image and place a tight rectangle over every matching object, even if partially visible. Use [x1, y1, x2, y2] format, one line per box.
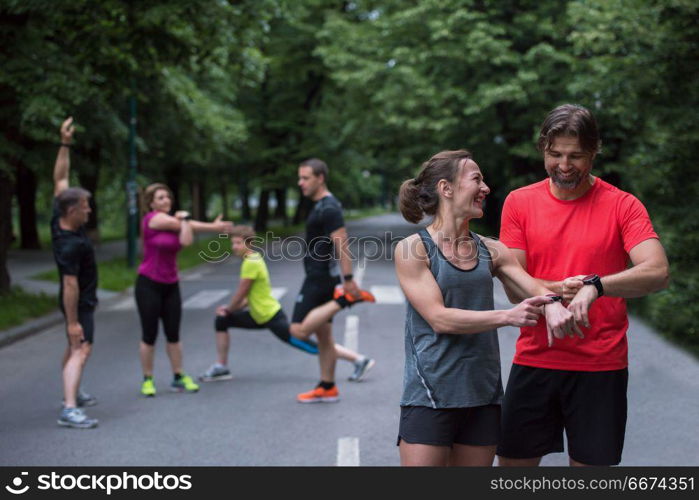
[51, 117, 99, 429]
[293, 158, 375, 403]
[199, 225, 375, 382]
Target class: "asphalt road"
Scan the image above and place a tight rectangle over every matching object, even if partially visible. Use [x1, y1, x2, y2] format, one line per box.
[1, 214, 697, 466]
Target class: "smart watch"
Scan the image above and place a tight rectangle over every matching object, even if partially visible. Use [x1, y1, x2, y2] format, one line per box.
[582, 274, 604, 297]
[545, 294, 564, 302]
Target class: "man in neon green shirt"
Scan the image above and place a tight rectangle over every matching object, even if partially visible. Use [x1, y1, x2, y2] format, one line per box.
[200, 225, 375, 384]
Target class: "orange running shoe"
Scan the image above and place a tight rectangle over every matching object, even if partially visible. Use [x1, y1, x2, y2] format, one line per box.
[333, 285, 376, 304]
[296, 385, 340, 404]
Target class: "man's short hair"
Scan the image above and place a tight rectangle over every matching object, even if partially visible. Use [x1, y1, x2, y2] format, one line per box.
[57, 187, 91, 216]
[537, 104, 601, 155]
[299, 158, 328, 183]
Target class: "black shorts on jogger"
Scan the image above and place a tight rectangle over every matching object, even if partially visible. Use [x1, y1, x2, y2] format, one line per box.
[497, 364, 628, 465]
[60, 308, 95, 344]
[397, 404, 501, 447]
[291, 275, 341, 324]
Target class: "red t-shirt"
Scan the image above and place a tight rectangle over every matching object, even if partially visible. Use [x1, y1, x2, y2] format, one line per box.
[499, 178, 658, 371]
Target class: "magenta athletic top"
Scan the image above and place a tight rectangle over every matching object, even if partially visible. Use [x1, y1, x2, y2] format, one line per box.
[138, 211, 182, 284]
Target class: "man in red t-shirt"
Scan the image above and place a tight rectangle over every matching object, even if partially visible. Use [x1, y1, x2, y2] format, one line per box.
[497, 104, 670, 466]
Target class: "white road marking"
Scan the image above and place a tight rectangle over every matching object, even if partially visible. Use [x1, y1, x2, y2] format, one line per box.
[182, 271, 204, 281]
[182, 290, 230, 309]
[370, 285, 405, 304]
[337, 437, 360, 466]
[344, 315, 359, 353]
[270, 287, 287, 301]
[355, 257, 366, 287]
[108, 297, 135, 311]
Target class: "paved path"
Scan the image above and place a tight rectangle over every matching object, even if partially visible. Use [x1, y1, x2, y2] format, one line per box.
[1, 214, 697, 466]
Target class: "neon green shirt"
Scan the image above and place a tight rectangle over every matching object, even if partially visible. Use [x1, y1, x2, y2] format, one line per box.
[240, 252, 281, 324]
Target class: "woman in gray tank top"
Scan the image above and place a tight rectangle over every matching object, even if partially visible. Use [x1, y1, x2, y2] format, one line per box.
[394, 150, 578, 466]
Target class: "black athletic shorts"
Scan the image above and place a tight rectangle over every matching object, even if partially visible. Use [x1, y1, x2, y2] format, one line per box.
[397, 405, 501, 447]
[497, 364, 628, 466]
[60, 308, 95, 344]
[291, 274, 341, 324]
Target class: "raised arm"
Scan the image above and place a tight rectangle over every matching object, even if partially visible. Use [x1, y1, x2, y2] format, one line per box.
[189, 214, 234, 234]
[53, 117, 75, 196]
[394, 235, 550, 335]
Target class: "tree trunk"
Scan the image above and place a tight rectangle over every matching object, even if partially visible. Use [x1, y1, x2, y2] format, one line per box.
[274, 188, 287, 223]
[293, 189, 312, 225]
[0, 169, 13, 294]
[197, 181, 207, 221]
[15, 161, 40, 249]
[240, 177, 252, 222]
[191, 181, 201, 221]
[164, 167, 181, 212]
[254, 189, 270, 232]
[220, 182, 229, 220]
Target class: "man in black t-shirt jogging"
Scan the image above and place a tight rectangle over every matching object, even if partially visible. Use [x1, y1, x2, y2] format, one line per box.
[51, 117, 99, 429]
[292, 158, 376, 403]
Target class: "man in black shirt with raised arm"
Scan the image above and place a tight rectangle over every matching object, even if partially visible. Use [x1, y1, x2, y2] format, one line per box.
[51, 117, 98, 428]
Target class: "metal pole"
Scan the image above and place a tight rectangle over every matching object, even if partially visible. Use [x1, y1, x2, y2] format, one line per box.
[126, 89, 138, 267]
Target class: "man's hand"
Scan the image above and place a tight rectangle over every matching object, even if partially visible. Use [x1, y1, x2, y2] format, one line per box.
[66, 322, 84, 347]
[216, 305, 229, 317]
[544, 302, 583, 347]
[61, 117, 75, 144]
[561, 275, 586, 301]
[343, 278, 360, 299]
[567, 284, 599, 328]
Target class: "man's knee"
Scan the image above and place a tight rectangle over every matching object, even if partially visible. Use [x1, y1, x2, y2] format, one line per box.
[289, 323, 310, 340]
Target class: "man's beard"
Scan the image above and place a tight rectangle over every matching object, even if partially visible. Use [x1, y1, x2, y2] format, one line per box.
[549, 169, 584, 190]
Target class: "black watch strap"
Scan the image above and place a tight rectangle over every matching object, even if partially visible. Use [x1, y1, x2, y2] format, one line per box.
[343, 273, 354, 281]
[582, 274, 604, 297]
[545, 294, 564, 302]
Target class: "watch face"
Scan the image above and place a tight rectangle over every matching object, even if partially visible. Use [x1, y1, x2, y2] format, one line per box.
[582, 274, 597, 282]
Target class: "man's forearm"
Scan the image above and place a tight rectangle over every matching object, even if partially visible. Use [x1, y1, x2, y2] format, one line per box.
[53, 147, 70, 185]
[601, 263, 669, 298]
[62, 281, 80, 324]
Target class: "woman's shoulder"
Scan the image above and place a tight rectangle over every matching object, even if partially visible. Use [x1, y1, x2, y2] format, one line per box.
[394, 232, 429, 264]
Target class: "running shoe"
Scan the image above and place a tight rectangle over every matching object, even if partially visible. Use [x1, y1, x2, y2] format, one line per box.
[348, 357, 376, 382]
[57, 407, 98, 429]
[171, 374, 199, 393]
[77, 389, 97, 407]
[296, 385, 340, 403]
[199, 364, 233, 382]
[61, 389, 97, 408]
[333, 286, 376, 304]
[141, 378, 156, 397]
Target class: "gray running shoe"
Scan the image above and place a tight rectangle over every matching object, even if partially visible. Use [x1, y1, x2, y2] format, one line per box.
[77, 389, 97, 407]
[199, 364, 233, 382]
[61, 389, 97, 408]
[348, 357, 375, 382]
[57, 407, 98, 429]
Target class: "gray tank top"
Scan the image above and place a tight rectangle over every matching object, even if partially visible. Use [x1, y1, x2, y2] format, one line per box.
[400, 229, 503, 408]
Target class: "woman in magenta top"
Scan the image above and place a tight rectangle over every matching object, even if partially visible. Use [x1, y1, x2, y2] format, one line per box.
[136, 183, 233, 397]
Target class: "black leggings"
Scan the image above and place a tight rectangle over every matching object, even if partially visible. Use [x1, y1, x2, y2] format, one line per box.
[135, 274, 182, 345]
